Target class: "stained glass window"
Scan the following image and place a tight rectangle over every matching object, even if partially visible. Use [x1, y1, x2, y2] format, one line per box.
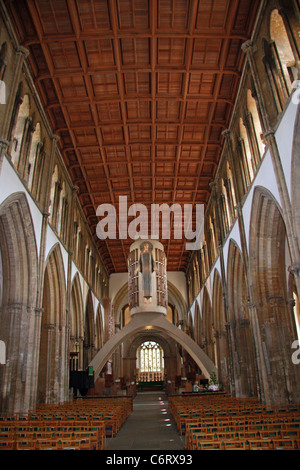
[138, 341, 163, 372]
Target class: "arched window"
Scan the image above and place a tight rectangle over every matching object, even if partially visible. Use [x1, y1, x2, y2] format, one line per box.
[0, 42, 8, 81]
[221, 178, 232, 229]
[27, 122, 42, 189]
[239, 117, 254, 183]
[10, 94, 30, 167]
[138, 341, 164, 376]
[49, 165, 58, 219]
[247, 90, 264, 158]
[270, 9, 296, 93]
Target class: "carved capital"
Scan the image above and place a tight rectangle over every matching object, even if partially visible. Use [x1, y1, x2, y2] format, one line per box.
[221, 129, 231, 138]
[263, 128, 275, 140]
[241, 40, 253, 53]
[16, 45, 30, 59]
[288, 263, 300, 278]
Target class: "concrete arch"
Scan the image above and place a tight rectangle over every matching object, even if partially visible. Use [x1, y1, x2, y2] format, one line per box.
[89, 312, 217, 380]
[125, 332, 175, 359]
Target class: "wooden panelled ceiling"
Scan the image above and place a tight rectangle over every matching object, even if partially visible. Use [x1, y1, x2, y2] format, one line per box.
[6, 0, 260, 274]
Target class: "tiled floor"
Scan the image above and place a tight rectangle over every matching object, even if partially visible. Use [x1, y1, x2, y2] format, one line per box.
[107, 391, 185, 450]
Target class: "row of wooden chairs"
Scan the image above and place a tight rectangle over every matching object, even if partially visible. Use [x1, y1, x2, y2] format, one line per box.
[186, 423, 300, 450]
[169, 394, 300, 451]
[0, 420, 106, 450]
[179, 412, 300, 437]
[0, 397, 132, 450]
[169, 395, 300, 434]
[194, 437, 299, 450]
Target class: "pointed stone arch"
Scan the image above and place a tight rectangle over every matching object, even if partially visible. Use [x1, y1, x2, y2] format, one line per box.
[83, 290, 95, 369]
[212, 269, 229, 391]
[194, 301, 201, 345]
[0, 192, 38, 412]
[70, 273, 84, 369]
[249, 186, 300, 404]
[120, 331, 180, 383]
[95, 304, 104, 351]
[227, 239, 257, 398]
[201, 286, 215, 363]
[38, 243, 67, 404]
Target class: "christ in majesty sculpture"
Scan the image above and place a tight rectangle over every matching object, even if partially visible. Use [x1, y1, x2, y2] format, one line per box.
[135, 241, 155, 299]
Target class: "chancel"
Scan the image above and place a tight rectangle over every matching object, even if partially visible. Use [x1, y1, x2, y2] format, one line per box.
[0, 0, 299, 452]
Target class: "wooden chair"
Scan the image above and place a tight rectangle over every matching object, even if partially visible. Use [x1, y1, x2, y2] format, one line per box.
[221, 439, 248, 450]
[247, 438, 273, 450]
[0, 439, 15, 450]
[197, 439, 222, 450]
[272, 437, 298, 450]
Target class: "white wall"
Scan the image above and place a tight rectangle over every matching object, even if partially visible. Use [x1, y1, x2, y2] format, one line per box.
[0, 156, 42, 256]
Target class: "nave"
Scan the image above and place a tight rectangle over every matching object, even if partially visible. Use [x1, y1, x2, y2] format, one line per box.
[107, 391, 184, 451]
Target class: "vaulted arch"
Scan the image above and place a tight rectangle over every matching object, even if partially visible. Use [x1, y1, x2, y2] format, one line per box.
[201, 286, 215, 364]
[0, 192, 38, 412]
[95, 304, 104, 352]
[38, 243, 67, 404]
[227, 239, 257, 398]
[83, 290, 95, 369]
[70, 273, 84, 370]
[249, 186, 300, 404]
[212, 269, 229, 392]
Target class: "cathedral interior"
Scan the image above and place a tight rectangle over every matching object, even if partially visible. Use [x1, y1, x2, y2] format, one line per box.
[0, 0, 300, 452]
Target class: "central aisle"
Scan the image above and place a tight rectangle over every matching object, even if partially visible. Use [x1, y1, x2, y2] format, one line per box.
[107, 391, 185, 450]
